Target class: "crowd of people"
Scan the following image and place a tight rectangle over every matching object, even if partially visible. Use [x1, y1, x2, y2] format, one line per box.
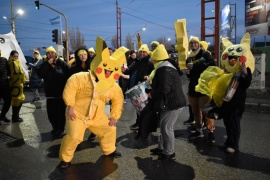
[0, 33, 253, 168]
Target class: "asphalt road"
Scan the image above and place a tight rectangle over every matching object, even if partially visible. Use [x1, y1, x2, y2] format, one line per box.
[0, 88, 270, 180]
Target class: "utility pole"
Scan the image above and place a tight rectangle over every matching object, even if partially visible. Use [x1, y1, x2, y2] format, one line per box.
[116, 0, 121, 48]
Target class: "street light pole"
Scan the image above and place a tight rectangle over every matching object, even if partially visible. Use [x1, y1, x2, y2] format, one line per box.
[10, 0, 16, 34]
[39, 3, 69, 62]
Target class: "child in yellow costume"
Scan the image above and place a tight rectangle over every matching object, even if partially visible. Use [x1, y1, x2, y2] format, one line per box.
[9, 50, 26, 122]
[195, 33, 254, 153]
[58, 37, 128, 169]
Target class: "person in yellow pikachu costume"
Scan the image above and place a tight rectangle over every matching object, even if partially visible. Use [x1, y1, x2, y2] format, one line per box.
[195, 32, 254, 153]
[58, 36, 128, 169]
[8, 50, 26, 123]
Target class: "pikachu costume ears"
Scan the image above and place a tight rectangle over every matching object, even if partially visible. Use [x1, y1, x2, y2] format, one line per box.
[221, 32, 255, 74]
[91, 36, 129, 93]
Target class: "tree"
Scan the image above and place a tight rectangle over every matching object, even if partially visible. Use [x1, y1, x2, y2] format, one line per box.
[125, 33, 133, 50]
[69, 27, 86, 52]
[111, 35, 117, 50]
[157, 36, 173, 51]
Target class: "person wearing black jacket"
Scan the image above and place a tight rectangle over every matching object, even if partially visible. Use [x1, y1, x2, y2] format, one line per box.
[0, 51, 11, 124]
[148, 44, 186, 161]
[186, 36, 216, 142]
[123, 44, 154, 130]
[37, 46, 70, 138]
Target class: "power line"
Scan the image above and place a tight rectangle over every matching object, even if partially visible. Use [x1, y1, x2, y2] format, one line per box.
[122, 11, 174, 30]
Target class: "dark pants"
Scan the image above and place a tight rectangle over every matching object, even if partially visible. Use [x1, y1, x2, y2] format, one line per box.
[46, 98, 66, 132]
[137, 101, 158, 138]
[223, 109, 241, 150]
[119, 77, 129, 98]
[0, 84, 11, 117]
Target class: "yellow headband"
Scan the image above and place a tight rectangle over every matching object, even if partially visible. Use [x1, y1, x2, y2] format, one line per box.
[78, 50, 88, 56]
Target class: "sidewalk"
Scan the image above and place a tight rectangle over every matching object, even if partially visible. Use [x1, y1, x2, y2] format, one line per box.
[246, 88, 270, 113]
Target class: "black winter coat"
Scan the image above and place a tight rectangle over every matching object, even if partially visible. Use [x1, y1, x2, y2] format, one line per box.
[0, 57, 10, 85]
[125, 55, 154, 86]
[186, 49, 215, 97]
[29, 58, 43, 89]
[220, 68, 252, 117]
[37, 58, 70, 97]
[150, 61, 186, 111]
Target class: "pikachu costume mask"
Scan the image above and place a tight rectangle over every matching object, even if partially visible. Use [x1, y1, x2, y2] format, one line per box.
[91, 36, 128, 93]
[59, 37, 128, 163]
[195, 33, 255, 107]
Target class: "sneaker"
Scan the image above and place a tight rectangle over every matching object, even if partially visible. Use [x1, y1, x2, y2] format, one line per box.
[225, 147, 236, 153]
[0, 116, 11, 125]
[208, 132, 215, 143]
[189, 126, 197, 133]
[183, 118, 195, 125]
[58, 161, 71, 169]
[130, 123, 139, 130]
[150, 148, 163, 155]
[107, 150, 122, 158]
[88, 133, 97, 141]
[158, 153, 176, 161]
[189, 130, 204, 139]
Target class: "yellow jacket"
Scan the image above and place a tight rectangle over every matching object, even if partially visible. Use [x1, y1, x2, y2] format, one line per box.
[63, 71, 124, 122]
[9, 58, 26, 106]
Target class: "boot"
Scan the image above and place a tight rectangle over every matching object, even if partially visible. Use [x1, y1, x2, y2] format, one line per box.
[12, 106, 23, 123]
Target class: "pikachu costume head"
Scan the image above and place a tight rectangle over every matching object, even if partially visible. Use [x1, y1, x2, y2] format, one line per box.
[91, 36, 128, 93]
[221, 33, 254, 74]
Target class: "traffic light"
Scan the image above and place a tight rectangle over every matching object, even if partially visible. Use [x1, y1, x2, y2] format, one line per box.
[52, 29, 58, 44]
[63, 41, 67, 49]
[35, 0, 40, 10]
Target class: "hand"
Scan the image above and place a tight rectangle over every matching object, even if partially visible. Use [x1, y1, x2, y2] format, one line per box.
[241, 62, 247, 75]
[148, 93, 152, 99]
[108, 117, 117, 126]
[136, 33, 141, 41]
[121, 65, 126, 73]
[67, 106, 76, 120]
[47, 58, 54, 64]
[144, 76, 149, 80]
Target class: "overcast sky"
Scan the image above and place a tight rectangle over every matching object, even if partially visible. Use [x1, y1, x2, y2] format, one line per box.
[0, 0, 250, 51]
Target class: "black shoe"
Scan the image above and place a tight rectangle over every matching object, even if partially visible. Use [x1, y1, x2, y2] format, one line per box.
[183, 118, 194, 125]
[107, 150, 122, 158]
[135, 132, 141, 140]
[158, 153, 176, 161]
[189, 130, 204, 139]
[130, 123, 139, 130]
[0, 116, 11, 125]
[88, 133, 97, 141]
[51, 130, 64, 139]
[12, 118, 23, 123]
[150, 148, 163, 155]
[58, 161, 71, 169]
[208, 132, 215, 143]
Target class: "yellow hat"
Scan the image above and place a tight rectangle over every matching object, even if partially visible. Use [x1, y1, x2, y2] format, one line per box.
[200, 41, 208, 50]
[78, 49, 88, 56]
[151, 41, 160, 46]
[150, 44, 169, 61]
[46, 46, 56, 53]
[33, 50, 40, 55]
[88, 47, 95, 53]
[189, 36, 200, 44]
[138, 44, 149, 54]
